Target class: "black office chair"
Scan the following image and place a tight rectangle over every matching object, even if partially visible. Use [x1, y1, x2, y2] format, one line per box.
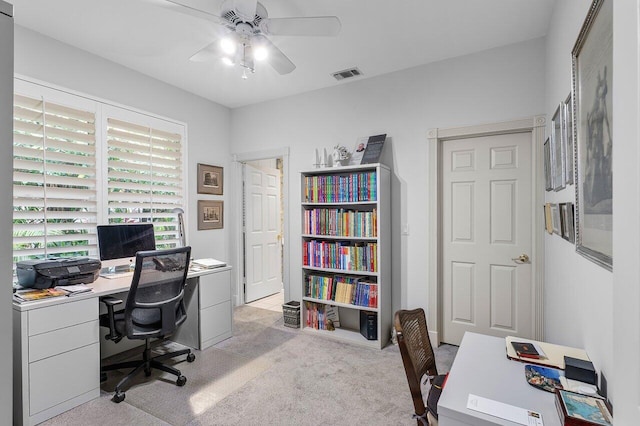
[99, 246, 195, 403]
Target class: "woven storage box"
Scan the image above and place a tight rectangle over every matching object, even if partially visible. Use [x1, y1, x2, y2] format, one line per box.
[283, 301, 301, 328]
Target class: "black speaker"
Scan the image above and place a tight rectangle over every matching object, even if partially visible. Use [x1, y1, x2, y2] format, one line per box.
[359, 310, 377, 340]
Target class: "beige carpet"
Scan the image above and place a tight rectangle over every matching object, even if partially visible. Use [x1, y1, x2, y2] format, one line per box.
[41, 305, 457, 426]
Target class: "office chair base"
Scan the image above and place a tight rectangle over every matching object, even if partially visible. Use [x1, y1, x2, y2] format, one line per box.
[101, 340, 196, 403]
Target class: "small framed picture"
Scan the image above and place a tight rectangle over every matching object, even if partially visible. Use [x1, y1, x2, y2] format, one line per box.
[551, 105, 565, 191]
[543, 138, 553, 191]
[559, 202, 575, 243]
[563, 94, 575, 185]
[197, 163, 223, 195]
[550, 203, 561, 235]
[198, 200, 223, 230]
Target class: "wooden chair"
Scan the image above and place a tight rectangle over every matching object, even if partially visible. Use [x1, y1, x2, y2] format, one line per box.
[394, 308, 446, 426]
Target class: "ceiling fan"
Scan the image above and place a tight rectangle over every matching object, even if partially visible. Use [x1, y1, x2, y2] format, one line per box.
[153, 0, 342, 77]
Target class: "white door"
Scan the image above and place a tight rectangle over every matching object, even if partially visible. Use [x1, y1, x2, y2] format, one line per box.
[442, 132, 533, 345]
[244, 163, 282, 303]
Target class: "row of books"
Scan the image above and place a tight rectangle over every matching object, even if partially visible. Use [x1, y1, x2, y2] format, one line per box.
[303, 208, 377, 238]
[304, 302, 341, 330]
[303, 172, 377, 203]
[13, 284, 93, 303]
[305, 274, 378, 308]
[302, 240, 377, 272]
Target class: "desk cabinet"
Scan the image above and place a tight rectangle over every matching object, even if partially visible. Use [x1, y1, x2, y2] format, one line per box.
[13, 298, 100, 426]
[173, 267, 232, 350]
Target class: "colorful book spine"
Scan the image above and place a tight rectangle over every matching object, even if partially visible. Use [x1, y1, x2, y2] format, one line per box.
[303, 171, 377, 203]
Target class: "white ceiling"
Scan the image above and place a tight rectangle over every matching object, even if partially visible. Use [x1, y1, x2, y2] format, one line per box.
[10, 0, 556, 109]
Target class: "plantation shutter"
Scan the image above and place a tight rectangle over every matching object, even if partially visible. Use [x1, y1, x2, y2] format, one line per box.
[106, 117, 184, 248]
[13, 94, 97, 262]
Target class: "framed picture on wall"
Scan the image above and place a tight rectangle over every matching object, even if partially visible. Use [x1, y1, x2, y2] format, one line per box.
[544, 138, 553, 191]
[197, 163, 223, 195]
[572, 0, 612, 270]
[563, 94, 575, 185]
[197, 200, 223, 230]
[560, 202, 575, 243]
[550, 203, 561, 236]
[551, 104, 565, 191]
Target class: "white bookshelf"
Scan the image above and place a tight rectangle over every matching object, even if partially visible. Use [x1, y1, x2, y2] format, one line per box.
[300, 163, 390, 349]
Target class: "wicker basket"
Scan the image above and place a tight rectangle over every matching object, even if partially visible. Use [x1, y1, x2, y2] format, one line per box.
[282, 301, 301, 328]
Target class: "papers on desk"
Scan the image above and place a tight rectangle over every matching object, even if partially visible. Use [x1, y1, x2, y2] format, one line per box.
[191, 258, 226, 270]
[467, 394, 544, 426]
[56, 284, 93, 297]
[13, 287, 67, 303]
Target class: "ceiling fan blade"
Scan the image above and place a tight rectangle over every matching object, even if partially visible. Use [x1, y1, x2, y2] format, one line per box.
[234, 0, 258, 21]
[189, 40, 223, 62]
[260, 16, 341, 36]
[146, 0, 223, 25]
[254, 35, 296, 75]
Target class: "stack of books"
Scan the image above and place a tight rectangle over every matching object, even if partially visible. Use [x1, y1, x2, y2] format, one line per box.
[14, 288, 67, 303]
[191, 258, 226, 270]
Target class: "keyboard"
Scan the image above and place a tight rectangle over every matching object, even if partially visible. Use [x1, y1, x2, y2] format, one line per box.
[99, 271, 133, 280]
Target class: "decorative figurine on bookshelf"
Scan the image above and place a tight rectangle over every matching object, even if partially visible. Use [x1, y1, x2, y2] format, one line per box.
[332, 145, 350, 167]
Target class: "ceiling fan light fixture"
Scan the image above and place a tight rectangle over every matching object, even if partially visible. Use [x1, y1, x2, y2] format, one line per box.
[220, 37, 237, 55]
[221, 56, 234, 66]
[253, 46, 268, 61]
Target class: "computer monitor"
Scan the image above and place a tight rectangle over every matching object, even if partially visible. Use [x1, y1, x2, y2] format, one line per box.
[97, 223, 156, 272]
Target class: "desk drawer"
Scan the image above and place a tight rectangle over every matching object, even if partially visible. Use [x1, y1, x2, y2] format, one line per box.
[199, 271, 230, 309]
[200, 301, 232, 343]
[29, 342, 100, 416]
[29, 320, 99, 363]
[28, 298, 97, 336]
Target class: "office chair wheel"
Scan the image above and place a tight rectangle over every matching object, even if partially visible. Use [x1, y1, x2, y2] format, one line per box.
[112, 391, 126, 403]
[187, 353, 196, 362]
[176, 375, 187, 386]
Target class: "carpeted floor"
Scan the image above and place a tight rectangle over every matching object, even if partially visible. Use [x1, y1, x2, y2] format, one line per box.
[41, 305, 457, 426]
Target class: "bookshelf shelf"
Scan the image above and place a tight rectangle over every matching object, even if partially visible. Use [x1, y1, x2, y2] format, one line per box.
[302, 296, 380, 313]
[300, 163, 390, 349]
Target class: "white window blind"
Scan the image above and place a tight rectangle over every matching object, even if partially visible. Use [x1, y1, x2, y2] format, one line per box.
[106, 117, 184, 248]
[13, 94, 98, 262]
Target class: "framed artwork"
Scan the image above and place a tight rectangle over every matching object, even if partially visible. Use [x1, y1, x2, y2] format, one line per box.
[551, 104, 565, 191]
[571, 0, 612, 270]
[550, 203, 561, 236]
[543, 138, 553, 191]
[197, 163, 223, 195]
[563, 94, 575, 185]
[560, 202, 575, 243]
[197, 200, 223, 230]
[544, 203, 553, 234]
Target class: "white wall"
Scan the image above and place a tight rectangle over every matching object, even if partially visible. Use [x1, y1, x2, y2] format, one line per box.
[230, 38, 546, 315]
[543, 0, 614, 399]
[13, 26, 233, 264]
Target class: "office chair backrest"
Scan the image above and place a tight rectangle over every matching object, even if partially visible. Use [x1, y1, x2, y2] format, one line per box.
[124, 246, 191, 340]
[394, 308, 438, 421]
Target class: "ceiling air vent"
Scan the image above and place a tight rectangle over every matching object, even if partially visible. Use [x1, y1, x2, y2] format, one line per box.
[332, 67, 363, 81]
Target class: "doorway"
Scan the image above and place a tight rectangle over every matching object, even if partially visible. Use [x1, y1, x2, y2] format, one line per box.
[427, 117, 546, 346]
[232, 148, 290, 308]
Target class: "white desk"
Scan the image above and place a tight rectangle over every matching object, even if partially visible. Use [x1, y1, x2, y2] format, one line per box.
[12, 265, 232, 426]
[438, 332, 561, 426]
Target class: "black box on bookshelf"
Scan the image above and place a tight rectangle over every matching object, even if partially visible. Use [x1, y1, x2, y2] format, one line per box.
[359, 310, 377, 340]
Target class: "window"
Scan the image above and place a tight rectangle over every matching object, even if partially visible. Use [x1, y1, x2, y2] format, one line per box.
[105, 114, 184, 249]
[13, 80, 186, 265]
[13, 93, 98, 263]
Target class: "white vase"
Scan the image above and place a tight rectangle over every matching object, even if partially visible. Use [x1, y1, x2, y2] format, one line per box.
[320, 148, 328, 168]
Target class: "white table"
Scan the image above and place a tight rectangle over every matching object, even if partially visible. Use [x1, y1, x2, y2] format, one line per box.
[438, 332, 561, 426]
[13, 265, 232, 426]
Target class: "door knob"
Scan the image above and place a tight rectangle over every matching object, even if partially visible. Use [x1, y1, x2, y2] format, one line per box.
[512, 254, 530, 264]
